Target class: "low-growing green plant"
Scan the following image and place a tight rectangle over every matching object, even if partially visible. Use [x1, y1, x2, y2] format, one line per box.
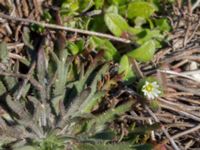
[0, 0, 174, 149]
[51, 0, 171, 83]
[0, 39, 153, 150]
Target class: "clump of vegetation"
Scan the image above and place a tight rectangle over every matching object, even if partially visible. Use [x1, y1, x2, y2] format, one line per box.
[0, 33, 155, 149]
[2, 0, 192, 150]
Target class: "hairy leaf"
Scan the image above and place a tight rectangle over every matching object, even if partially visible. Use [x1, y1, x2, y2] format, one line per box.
[0, 41, 8, 63]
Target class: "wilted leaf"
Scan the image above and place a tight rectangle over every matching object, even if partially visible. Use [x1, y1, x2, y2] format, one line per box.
[127, 1, 156, 19]
[104, 13, 129, 37]
[127, 40, 156, 62]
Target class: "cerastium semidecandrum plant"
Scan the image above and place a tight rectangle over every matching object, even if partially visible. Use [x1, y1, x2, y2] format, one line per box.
[0, 38, 134, 150]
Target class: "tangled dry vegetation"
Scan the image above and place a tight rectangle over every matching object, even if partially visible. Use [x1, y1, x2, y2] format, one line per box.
[0, 0, 200, 150]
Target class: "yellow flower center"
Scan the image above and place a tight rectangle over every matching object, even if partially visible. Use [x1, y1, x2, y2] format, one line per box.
[145, 84, 153, 92]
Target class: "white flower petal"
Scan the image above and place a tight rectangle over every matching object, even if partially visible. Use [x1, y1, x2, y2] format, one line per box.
[141, 80, 161, 100]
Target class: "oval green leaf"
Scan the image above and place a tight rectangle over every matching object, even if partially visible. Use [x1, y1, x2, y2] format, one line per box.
[104, 13, 129, 37]
[119, 55, 135, 83]
[127, 40, 156, 62]
[127, 1, 156, 19]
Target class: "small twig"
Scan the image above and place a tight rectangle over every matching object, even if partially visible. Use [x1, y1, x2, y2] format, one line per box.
[0, 13, 131, 44]
[7, 43, 24, 50]
[168, 83, 200, 96]
[163, 124, 200, 144]
[148, 118, 156, 141]
[172, 124, 200, 139]
[158, 69, 200, 83]
[145, 105, 180, 150]
[187, 20, 200, 42]
[178, 97, 200, 105]
[181, 69, 200, 75]
[160, 103, 200, 122]
[131, 59, 144, 78]
[159, 98, 200, 117]
[183, 22, 191, 46]
[192, 0, 200, 11]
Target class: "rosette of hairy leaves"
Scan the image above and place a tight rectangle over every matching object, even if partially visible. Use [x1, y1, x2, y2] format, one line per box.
[0, 41, 136, 150]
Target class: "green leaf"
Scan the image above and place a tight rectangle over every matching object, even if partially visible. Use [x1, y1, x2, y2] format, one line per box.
[127, 40, 156, 62]
[104, 13, 129, 37]
[42, 11, 52, 22]
[76, 39, 85, 52]
[30, 24, 45, 33]
[136, 29, 164, 45]
[94, 101, 134, 126]
[67, 41, 80, 55]
[127, 1, 156, 19]
[155, 18, 171, 32]
[80, 92, 105, 113]
[91, 130, 116, 140]
[0, 41, 8, 63]
[79, 0, 94, 12]
[89, 36, 120, 61]
[89, 16, 107, 32]
[109, 0, 128, 5]
[119, 55, 135, 83]
[94, 0, 104, 9]
[106, 5, 118, 14]
[134, 17, 147, 27]
[61, 0, 79, 15]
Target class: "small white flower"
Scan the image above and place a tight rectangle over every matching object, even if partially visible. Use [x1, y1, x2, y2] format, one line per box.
[142, 81, 161, 100]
